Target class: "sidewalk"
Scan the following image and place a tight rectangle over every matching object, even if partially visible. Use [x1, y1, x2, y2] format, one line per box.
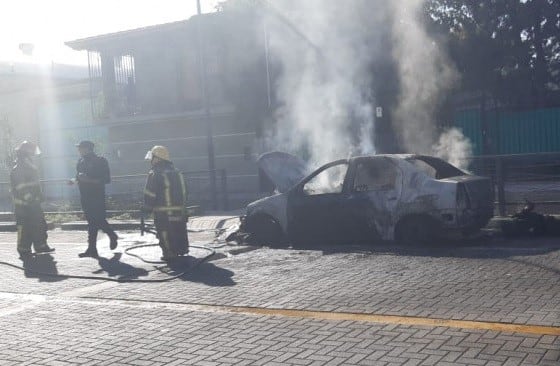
[0, 210, 243, 232]
[0, 225, 558, 364]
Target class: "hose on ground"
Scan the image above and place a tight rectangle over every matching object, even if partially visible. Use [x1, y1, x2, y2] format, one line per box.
[0, 243, 215, 282]
[0, 217, 240, 282]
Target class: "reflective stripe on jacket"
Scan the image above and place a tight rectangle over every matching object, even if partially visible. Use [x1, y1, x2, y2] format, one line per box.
[144, 161, 187, 214]
[10, 158, 43, 207]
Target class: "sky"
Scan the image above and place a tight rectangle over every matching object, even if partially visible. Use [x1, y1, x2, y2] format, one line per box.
[0, 0, 220, 65]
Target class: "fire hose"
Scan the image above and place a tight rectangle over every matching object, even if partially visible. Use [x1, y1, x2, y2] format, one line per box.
[0, 215, 231, 283]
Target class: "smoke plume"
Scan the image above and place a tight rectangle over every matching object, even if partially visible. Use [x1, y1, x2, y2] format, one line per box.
[262, 0, 384, 167]
[261, 0, 472, 168]
[390, 1, 460, 155]
[432, 127, 473, 170]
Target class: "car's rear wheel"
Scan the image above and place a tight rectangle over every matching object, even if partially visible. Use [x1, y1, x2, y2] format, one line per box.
[395, 215, 439, 245]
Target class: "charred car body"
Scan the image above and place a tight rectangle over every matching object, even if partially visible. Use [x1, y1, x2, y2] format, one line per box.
[241, 152, 494, 245]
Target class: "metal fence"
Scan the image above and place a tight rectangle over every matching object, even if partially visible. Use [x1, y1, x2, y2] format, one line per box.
[0, 169, 229, 214]
[2, 155, 559, 217]
[464, 152, 560, 215]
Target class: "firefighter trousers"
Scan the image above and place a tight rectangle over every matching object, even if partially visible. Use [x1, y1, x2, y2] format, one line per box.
[15, 205, 49, 254]
[154, 212, 189, 259]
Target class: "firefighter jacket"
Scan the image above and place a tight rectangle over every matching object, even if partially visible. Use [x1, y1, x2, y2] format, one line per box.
[76, 152, 111, 211]
[10, 158, 43, 213]
[144, 161, 187, 215]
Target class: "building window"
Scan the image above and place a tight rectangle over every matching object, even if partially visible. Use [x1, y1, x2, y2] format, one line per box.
[87, 51, 137, 119]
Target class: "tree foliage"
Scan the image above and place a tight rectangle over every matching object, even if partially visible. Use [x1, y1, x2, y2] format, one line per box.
[426, 0, 560, 107]
[215, 0, 560, 109]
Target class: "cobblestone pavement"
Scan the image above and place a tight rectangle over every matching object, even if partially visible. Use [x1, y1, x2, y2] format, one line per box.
[0, 227, 558, 365]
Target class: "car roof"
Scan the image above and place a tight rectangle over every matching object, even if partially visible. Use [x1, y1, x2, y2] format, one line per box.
[314, 154, 435, 170]
[317, 154, 434, 166]
[349, 154, 427, 162]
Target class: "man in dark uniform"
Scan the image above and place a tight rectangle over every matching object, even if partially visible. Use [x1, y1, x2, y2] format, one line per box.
[143, 145, 189, 261]
[10, 141, 54, 258]
[69, 140, 118, 258]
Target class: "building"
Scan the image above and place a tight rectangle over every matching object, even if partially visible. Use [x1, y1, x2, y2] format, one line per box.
[0, 62, 90, 210]
[66, 11, 270, 209]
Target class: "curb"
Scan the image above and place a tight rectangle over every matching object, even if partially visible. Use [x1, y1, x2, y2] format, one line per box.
[0, 222, 16, 232]
[60, 221, 141, 231]
[0, 222, 56, 232]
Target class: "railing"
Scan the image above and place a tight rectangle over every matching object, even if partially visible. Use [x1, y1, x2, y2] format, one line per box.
[463, 152, 560, 215]
[0, 169, 229, 213]
[2, 154, 559, 217]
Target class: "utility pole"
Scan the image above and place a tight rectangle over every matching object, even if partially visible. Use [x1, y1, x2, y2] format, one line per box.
[196, 0, 218, 210]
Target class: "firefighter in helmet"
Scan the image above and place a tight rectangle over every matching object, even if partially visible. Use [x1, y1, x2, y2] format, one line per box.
[10, 141, 54, 258]
[143, 146, 189, 261]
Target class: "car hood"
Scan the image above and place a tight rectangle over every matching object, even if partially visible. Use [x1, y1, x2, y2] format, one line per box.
[258, 151, 309, 193]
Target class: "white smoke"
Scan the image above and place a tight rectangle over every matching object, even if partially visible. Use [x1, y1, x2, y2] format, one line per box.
[259, 0, 472, 169]
[432, 127, 473, 171]
[262, 0, 383, 167]
[390, 1, 472, 166]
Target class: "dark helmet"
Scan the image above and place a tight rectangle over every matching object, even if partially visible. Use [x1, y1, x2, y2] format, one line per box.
[76, 140, 95, 150]
[15, 141, 41, 157]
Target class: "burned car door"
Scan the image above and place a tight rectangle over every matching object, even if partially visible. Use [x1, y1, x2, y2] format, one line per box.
[341, 157, 403, 241]
[287, 161, 350, 244]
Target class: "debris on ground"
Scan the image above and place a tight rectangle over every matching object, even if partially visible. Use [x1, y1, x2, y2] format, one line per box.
[501, 201, 560, 237]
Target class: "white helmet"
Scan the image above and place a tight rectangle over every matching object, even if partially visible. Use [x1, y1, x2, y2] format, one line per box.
[145, 145, 170, 161]
[16, 140, 41, 156]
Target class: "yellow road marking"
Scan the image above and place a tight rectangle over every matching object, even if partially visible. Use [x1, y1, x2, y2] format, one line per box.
[77, 296, 560, 336]
[2, 290, 556, 336]
[218, 306, 560, 336]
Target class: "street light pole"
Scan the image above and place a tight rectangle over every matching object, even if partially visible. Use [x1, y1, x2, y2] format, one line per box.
[196, 0, 218, 210]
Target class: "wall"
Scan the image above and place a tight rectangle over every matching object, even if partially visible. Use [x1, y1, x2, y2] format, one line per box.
[37, 97, 109, 205]
[454, 107, 560, 155]
[107, 110, 260, 209]
[38, 98, 109, 180]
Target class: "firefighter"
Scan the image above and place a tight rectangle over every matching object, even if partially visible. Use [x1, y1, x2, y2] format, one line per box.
[10, 141, 54, 259]
[69, 140, 118, 258]
[143, 146, 189, 261]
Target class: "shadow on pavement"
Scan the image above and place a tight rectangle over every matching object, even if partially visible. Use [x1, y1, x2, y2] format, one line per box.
[21, 254, 64, 282]
[506, 257, 560, 276]
[165, 256, 236, 287]
[94, 253, 149, 280]
[287, 234, 560, 261]
[284, 239, 560, 277]
[181, 262, 236, 286]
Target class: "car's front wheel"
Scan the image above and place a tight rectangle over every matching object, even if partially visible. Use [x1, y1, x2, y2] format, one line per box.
[244, 214, 286, 247]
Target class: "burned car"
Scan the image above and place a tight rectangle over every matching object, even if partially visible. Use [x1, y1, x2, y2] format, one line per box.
[240, 152, 494, 245]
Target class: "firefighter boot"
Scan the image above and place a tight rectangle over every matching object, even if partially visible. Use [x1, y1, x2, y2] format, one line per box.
[35, 245, 55, 254]
[78, 246, 99, 258]
[109, 234, 118, 250]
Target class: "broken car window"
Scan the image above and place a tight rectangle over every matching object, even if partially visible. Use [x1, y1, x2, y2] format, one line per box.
[303, 163, 348, 195]
[406, 156, 466, 179]
[406, 159, 438, 179]
[353, 158, 397, 192]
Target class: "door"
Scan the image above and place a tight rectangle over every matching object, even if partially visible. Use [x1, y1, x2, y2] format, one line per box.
[287, 161, 350, 244]
[342, 157, 403, 241]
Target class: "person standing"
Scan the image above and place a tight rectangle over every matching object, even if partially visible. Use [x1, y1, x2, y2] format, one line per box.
[10, 141, 54, 259]
[143, 146, 189, 261]
[69, 140, 118, 258]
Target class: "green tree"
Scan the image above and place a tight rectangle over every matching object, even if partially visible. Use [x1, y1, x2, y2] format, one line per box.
[426, 0, 560, 107]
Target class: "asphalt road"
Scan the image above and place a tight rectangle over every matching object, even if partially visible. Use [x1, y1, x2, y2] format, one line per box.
[0, 228, 558, 365]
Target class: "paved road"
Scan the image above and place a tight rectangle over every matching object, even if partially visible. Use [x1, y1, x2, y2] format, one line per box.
[0, 228, 558, 365]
